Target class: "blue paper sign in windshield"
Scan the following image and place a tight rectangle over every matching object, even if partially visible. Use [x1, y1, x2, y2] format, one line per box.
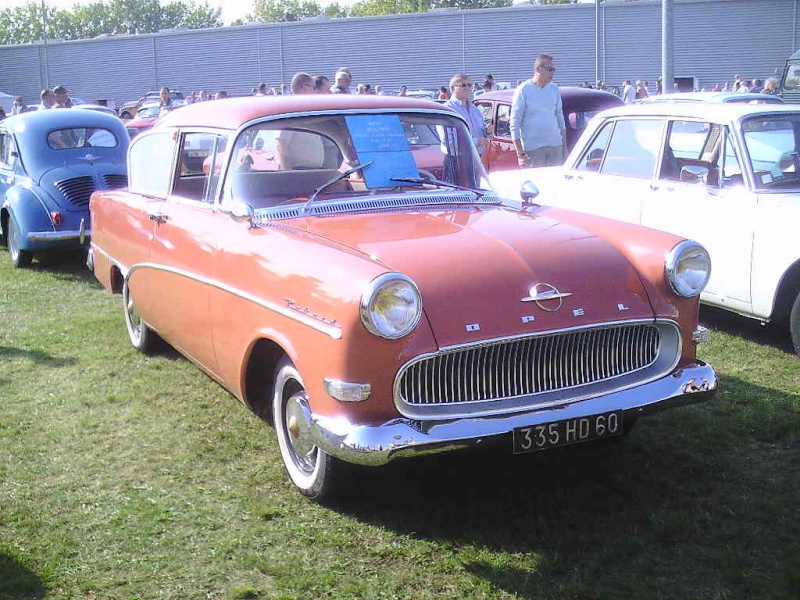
[345, 115, 420, 188]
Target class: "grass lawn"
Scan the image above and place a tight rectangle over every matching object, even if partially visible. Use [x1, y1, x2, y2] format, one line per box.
[1, 257, 798, 599]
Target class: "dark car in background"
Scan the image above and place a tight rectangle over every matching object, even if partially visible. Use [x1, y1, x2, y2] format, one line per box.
[474, 87, 624, 172]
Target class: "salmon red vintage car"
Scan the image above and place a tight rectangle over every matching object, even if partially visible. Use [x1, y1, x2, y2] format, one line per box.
[89, 94, 717, 500]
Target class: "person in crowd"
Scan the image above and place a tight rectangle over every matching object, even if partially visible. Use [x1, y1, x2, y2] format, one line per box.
[443, 74, 491, 155]
[762, 77, 779, 95]
[276, 72, 324, 170]
[11, 95, 25, 115]
[313, 75, 331, 93]
[255, 82, 267, 96]
[375, 85, 384, 95]
[621, 80, 636, 103]
[214, 90, 229, 99]
[0, 108, 6, 120]
[510, 54, 567, 168]
[749, 78, 763, 93]
[398, 85, 407, 97]
[737, 78, 751, 93]
[437, 86, 448, 100]
[655, 77, 663, 94]
[484, 74, 497, 91]
[38, 88, 55, 110]
[53, 85, 73, 108]
[332, 70, 351, 94]
[158, 86, 175, 115]
[635, 80, 649, 100]
[356, 83, 366, 94]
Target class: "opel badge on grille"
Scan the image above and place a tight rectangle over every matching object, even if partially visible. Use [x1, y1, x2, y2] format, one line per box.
[521, 283, 572, 312]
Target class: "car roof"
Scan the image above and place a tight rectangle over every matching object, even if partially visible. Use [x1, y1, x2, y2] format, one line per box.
[592, 102, 800, 121]
[641, 91, 784, 104]
[156, 95, 450, 130]
[476, 86, 623, 109]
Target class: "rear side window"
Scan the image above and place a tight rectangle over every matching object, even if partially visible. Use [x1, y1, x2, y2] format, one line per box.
[128, 131, 175, 199]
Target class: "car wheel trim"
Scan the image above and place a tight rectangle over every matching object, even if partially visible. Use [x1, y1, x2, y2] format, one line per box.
[8, 217, 32, 267]
[273, 359, 330, 497]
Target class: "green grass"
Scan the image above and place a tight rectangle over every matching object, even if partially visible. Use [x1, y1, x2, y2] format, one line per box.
[1, 256, 798, 599]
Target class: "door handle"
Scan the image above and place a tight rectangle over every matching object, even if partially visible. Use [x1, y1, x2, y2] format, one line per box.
[149, 213, 168, 224]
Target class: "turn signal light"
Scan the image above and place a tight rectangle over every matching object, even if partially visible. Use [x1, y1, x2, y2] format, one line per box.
[50, 211, 63, 227]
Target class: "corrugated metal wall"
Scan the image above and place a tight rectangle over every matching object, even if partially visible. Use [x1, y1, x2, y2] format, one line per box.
[1, 0, 797, 108]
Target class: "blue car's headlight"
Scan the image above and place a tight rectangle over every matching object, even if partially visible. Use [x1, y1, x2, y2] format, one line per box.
[360, 273, 423, 339]
[666, 240, 711, 298]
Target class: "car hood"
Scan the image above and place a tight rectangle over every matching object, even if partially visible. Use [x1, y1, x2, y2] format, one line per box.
[37, 160, 127, 211]
[300, 206, 656, 348]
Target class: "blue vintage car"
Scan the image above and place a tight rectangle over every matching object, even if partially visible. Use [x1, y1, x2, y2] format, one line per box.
[0, 109, 129, 267]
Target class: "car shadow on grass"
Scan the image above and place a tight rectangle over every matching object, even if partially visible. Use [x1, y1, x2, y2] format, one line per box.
[0, 551, 46, 599]
[700, 305, 794, 354]
[330, 377, 799, 599]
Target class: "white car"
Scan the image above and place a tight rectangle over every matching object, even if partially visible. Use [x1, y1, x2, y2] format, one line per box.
[490, 103, 800, 354]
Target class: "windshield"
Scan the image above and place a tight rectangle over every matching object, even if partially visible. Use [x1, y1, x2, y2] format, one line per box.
[741, 114, 800, 190]
[221, 111, 488, 209]
[47, 127, 119, 150]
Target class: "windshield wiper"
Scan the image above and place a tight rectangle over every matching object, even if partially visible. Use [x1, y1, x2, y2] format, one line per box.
[390, 175, 486, 200]
[301, 161, 373, 215]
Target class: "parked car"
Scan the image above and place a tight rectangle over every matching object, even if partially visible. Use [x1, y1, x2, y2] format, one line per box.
[639, 91, 784, 105]
[0, 109, 129, 267]
[89, 95, 717, 500]
[74, 104, 120, 116]
[474, 87, 624, 172]
[124, 105, 163, 138]
[490, 102, 800, 354]
[117, 90, 184, 120]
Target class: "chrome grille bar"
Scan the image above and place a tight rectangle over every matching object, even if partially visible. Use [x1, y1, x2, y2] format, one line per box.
[396, 323, 666, 414]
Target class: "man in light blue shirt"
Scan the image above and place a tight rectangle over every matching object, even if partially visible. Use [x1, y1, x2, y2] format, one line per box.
[510, 54, 567, 167]
[443, 74, 491, 155]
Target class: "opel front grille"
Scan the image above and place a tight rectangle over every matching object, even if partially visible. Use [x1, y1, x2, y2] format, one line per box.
[394, 321, 681, 419]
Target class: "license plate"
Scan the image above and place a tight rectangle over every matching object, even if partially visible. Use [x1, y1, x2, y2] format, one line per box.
[513, 410, 623, 454]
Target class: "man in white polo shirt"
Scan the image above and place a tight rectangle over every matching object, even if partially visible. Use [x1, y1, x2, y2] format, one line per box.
[510, 54, 567, 168]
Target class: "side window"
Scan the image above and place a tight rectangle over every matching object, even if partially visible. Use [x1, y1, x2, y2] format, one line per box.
[661, 120, 717, 182]
[128, 131, 175, 199]
[600, 119, 663, 179]
[0, 133, 13, 168]
[475, 102, 495, 136]
[718, 127, 744, 187]
[496, 104, 511, 138]
[575, 121, 613, 172]
[173, 131, 228, 203]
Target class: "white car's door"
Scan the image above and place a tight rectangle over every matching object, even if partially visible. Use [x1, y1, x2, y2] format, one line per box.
[643, 121, 755, 307]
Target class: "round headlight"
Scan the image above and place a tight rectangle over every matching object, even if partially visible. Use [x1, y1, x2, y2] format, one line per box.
[360, 273, 423, 339]
[666, 240, 711, 298]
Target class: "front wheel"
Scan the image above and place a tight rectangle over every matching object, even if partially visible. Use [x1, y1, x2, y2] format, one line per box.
[790, 292, 800, 355]
[272, 357, 342, 500]
[122, 279, 160, 353]
[7, 216, 32, 268]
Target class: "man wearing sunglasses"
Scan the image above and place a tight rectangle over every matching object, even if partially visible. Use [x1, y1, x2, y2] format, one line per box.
[443, 74, 491, 155]
[510, 54, 567, 168]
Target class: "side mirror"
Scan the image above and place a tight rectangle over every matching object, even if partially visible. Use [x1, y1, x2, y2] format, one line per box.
[520, 181, 540, 206]
[680, 165, 709, 184]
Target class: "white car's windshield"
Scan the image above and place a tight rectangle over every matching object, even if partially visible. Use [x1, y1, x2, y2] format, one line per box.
[221, 111, 489, 209]
[742, 115, 800, 190]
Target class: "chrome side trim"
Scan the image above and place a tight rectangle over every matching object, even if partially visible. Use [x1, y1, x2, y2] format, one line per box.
[27, 229, 91, 242]
[125, 262, 342, 340]
[308, 361, 718, 466]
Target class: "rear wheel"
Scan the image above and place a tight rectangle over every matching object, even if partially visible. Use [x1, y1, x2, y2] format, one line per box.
[123, 280, 160, 353]
[7, 216, 32, 268]
[272, 357, 342, 500]
[790, 292, 800, 355]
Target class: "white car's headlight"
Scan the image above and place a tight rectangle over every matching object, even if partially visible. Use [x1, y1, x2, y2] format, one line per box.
[360, 273, 423, 339]
[666, 240, 711, 298]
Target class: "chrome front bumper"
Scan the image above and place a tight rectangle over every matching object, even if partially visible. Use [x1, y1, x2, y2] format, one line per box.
[305, 361, 718, 467]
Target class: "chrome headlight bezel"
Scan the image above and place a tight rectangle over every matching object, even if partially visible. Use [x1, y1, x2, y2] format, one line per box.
[666, 240, 712, 298]
[360, 273, 423, 340]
